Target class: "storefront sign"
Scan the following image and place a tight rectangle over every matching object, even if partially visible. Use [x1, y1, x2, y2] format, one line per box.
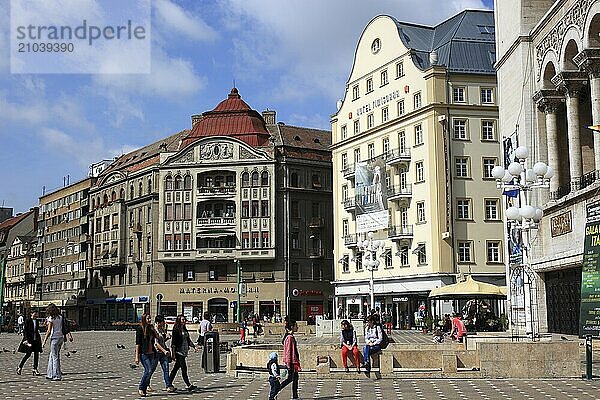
[551, 211, 572, 237]
[178, 286, 259, 295]
[579, 204, 600, 337]
[292, 289, 323, 297]
[355, 89, 400, 116]
[306, 304, 323, 317]
[393, 297, 408, 302]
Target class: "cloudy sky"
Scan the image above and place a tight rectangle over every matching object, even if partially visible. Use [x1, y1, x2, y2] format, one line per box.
[0, 0, 493, 212]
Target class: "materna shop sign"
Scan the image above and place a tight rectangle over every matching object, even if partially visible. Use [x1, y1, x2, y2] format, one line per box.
[355, 156, 389, 232]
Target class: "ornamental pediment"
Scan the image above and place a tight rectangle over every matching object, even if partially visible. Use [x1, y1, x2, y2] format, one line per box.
[164, 137, 269, 166]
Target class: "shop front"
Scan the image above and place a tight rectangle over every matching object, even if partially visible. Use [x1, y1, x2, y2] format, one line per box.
[85, 296, 149, 328]
[288, 285, 330, 322]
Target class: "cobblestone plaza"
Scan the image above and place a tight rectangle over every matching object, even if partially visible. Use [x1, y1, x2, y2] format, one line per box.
[0, 331, 598, 399]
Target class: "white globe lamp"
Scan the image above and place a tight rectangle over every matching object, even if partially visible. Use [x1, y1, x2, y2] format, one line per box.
[502, 171, 514, 183]
[508, 162, 523, 176]
[544, 166, 554, 179]
[515, 146, 529, 160]
[533, 208, 544, 222]
[492, 166, 505, 179]
[506, 206, 520, 221]
[533, 162, 548, 177]
[519, 205, 536, 219]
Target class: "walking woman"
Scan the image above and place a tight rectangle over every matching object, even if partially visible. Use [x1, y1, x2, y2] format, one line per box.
[17, 310, 42, 376]
[198, 311, 212, 370]
[169, 315, 198, 392]
[154, 315, 176, 393]
[278, 317, 301, 400]
[42, 303, 72, 381]
[135, 313, 170, 397]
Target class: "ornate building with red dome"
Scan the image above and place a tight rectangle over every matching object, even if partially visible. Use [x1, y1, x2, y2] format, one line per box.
[84, 88, 333, 326]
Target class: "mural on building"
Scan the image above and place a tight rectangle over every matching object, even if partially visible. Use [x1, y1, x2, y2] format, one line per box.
[355, 156, 388, 232]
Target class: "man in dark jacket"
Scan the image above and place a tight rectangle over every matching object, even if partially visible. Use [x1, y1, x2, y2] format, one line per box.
[17, 311, 42, 375]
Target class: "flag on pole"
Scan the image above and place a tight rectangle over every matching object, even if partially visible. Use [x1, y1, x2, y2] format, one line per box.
[503, 188, 519, 198]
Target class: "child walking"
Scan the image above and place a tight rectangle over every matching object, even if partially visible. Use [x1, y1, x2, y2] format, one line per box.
[267, 352, 281, 400]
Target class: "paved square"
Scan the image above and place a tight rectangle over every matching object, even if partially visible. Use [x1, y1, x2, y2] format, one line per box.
[0, 331, 598, 399]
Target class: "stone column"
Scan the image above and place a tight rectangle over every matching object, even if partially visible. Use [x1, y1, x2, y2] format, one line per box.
[533, 90, 563, 197]
[574, 49, 600, 175]
[552, 72, 588, 191]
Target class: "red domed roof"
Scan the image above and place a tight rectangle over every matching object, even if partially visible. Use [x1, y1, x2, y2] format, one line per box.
[180, 88, 271, 148]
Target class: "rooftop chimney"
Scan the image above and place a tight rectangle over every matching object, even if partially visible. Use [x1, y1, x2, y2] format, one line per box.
[191, 114, 202, 128]
[262, 109, 276, 125]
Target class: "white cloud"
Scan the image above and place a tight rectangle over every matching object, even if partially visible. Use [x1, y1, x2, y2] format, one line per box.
[219, 0, 489, 102]
[154, 0, 218, 41]
[39, 127, 106, 168]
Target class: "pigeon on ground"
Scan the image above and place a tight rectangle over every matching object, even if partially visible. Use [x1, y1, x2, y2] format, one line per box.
[71, 349, 77, 353]
[130, 363, 138, 369]
[96, 355, 102, 359]
[2, 348, 9, 353]
[65, 352, 71, 357]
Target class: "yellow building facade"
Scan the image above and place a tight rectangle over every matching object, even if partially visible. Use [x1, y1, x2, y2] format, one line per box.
[331, 11, 505, 327]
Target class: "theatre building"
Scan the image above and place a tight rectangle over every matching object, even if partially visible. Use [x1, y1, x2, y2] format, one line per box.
[331, 10, 505, 327]
[85, 88, 333, 325]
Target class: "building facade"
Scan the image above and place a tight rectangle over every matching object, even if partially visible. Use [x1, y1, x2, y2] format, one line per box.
[331, 10, 504, 327]
[0, 209, 37, 324]
[495, 0, 600, 335]
[36, 178, 94, 322]
[4, 235, 37, 318]
[84, 88, 333, 327]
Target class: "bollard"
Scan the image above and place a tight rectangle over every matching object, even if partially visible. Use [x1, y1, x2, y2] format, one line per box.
[586, 335, 593, 380]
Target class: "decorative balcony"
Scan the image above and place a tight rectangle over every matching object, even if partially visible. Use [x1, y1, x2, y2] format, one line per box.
[196, 216, 236, 228]
[309, 217, 325, 228]
[309, 247, 325, 258]
[388, 225, 414, 241]
[197, 185, 237, 197]
[384, 148, 411, 166]
[342, 164, 355, 180]
[343, 233, 364, 247]
[342, 198, 355, 212]
[387, 184, 412, 202]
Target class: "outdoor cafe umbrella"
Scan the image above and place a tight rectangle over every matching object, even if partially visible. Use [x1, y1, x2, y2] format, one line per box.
[428, 275, 506, 299]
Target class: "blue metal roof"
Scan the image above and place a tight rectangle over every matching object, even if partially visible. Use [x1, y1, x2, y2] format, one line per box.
[393, 10, 496, 74]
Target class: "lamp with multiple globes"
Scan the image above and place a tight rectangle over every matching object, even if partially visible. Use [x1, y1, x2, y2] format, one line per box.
[357, 231, 385, 311]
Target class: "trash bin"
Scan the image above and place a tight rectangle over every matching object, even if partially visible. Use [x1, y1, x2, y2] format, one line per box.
[203, 331, 220, 373]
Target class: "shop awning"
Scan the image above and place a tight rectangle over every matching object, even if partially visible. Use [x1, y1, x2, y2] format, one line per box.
[428, 275, 506, 299]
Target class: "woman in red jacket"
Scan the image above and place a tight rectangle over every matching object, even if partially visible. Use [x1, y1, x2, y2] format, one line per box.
[278, 317, 301, 400]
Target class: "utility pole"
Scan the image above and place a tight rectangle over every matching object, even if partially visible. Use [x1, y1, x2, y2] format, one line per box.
[236, 259, 241, 323]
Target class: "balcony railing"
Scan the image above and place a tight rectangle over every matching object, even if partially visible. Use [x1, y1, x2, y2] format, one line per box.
[197, 216, 236, 226]
[342, 164, 355, 179]
[344, 233, 365, 247]
[384, 148, 411, 165]
[387, 184, 412, 200]
[342, 198, 355, 211]
[309, 217, 325, 228]
[197, 186, 237, 195]
[388, 225, 414, 240]
[580, 170, 598, 191]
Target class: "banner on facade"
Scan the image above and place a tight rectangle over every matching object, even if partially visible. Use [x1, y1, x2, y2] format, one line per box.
[355, 157, 388, 232]
[579, 202, 600, 337]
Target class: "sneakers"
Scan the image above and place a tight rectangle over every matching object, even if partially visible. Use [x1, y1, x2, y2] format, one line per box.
[187, 384, 197, 391]
[166, 386, 177, 393]
[344, 367, 349, 372]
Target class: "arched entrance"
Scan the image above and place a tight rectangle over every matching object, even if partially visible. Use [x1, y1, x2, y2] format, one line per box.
[208, 298, 229, 322]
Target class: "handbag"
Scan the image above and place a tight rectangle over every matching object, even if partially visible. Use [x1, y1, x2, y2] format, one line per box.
[17, 340, 31, 353]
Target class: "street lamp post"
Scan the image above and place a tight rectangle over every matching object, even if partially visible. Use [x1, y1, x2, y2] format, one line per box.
[357, 231, 385, 311]
[491, 145, 553, 340]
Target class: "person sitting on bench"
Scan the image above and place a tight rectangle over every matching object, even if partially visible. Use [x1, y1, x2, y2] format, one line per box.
[362, 315, 382, 372]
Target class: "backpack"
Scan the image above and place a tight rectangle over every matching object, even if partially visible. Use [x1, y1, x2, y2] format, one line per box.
[61, 317, 71, 336]
[376, 324, 389, 349]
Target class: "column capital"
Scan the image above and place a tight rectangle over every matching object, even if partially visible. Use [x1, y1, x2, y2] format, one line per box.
[573, 48, 600, 78]
[552, 71, 588, 97]
[533, 89, 563, 113]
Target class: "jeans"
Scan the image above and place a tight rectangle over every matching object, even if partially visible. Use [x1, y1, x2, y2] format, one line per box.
[268, 376, 281, 400]
[279, 365, 299, 399]
[155, 353, 172, 388]
[46, 337, 64, 379]
[139, 353, 157, 392]
[169, 354, 191, 387]
[19, 349, 40, 369]
[362, 344, 381, 366]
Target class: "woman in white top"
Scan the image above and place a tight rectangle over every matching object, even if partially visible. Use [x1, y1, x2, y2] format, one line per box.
[198, 311, 213, 370]
[42, 303, 72, 380]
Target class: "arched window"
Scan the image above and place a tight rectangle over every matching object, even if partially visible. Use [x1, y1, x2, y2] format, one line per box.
[242, 172, 250, 187]
[138, 181, 143, 197]
[91, 198, 95, 209]
[129, 185, 134, 199]
[184, 175, 192, 190]
[165, 176, 173, 190]
[103, 194, 108, 205]
[290, 172, 299, 187]
[111, 191, 117, 202]
[147, 178, 152, 194]
[261, 171, 269, 186]
[96, 196, 100, 207]
[120, 188, 125, 199]
[175, 175, 183, 190]
[251, 171, 259, 186]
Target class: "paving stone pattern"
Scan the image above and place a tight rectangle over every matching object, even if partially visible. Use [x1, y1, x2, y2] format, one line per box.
[0, 331, 598, 399]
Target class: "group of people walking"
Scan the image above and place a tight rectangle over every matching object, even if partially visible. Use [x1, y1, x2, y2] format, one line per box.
[135, 311, 213, 397]
[16, 303, 73, 381]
